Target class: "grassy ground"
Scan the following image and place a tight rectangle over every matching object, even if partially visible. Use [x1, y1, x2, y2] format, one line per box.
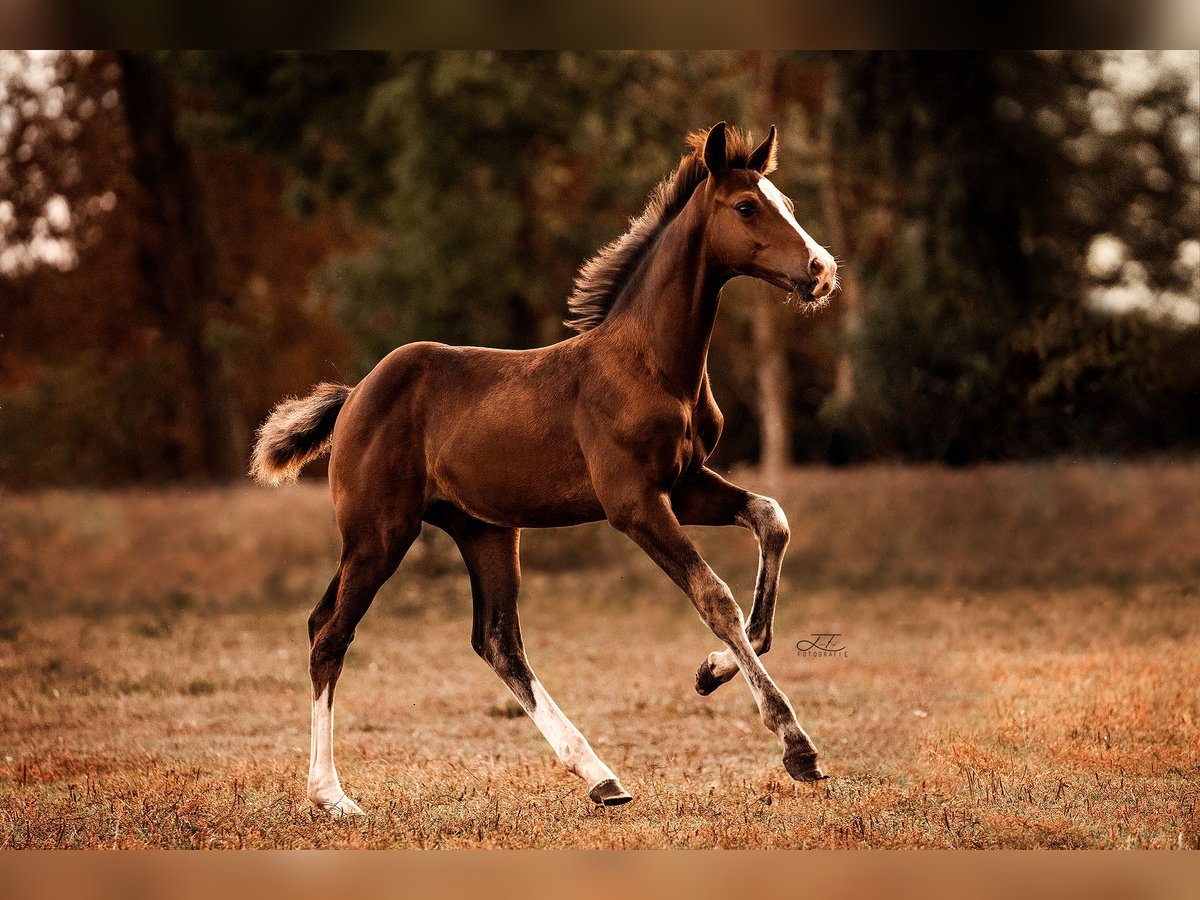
[0, 461, 1197, 848]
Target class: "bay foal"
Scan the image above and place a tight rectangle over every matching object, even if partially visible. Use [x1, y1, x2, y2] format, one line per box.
[252, 123, 838, 814]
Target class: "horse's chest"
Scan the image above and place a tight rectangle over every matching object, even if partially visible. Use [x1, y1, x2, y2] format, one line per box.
[590, 374, 723, 480]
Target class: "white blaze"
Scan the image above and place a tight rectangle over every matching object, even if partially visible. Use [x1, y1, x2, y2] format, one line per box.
[756, 175, 835, 273]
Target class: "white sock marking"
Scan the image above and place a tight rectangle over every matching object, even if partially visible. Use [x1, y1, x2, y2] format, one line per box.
[524, 679, 617, 790]
[308, 686, 363, 816]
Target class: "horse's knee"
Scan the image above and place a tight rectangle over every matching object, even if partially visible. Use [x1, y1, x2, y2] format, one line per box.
[309, 619, 357, 685]
[478, 633, 535, 707]
[308, 606, 337, 647]
[307, 573, 341, 644]
[470, 628, 487, 660]
[308, 551, 397, 662]
[746, 495, 789, 553]
[478, 633, 519, 675]
[470, 624, 511, 667]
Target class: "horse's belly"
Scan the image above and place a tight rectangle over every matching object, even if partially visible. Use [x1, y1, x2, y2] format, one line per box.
[461, 475, 604, 528]
[430, 426, 605, 528]
[436, 469, 606, 528]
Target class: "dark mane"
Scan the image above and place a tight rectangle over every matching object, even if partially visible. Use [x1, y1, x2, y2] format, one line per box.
[564, 125, 768, 334]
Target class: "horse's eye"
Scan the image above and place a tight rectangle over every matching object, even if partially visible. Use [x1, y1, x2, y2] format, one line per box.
[734, 201, 756, 218]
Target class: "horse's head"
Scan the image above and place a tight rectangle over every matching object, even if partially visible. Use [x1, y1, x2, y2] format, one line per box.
[698, 122, 838, 306]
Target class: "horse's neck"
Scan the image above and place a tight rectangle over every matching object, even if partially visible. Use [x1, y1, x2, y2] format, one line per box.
[612, 206, 728, 401]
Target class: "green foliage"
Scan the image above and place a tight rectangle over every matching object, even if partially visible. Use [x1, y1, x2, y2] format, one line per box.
[171, 51, 752, 374]
[835, 51, 1199, 461]
[0, 348, 184, 484]
[3, 51, 1196, 486]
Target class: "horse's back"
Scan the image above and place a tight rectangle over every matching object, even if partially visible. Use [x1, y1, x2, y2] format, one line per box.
[329, 338, 600, 527]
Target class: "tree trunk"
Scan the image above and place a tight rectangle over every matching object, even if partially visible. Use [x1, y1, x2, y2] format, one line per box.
[750, 51, 792, 489]
[751, 282, 791, 487]
[815, 66, 863, 405]
[119, 52, 243, 480]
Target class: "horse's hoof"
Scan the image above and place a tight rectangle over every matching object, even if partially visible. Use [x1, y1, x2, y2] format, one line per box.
[312, 794, 366, 817]
[783, 749, 828, 782]
[589, 778, 633, 806]
[695, 661, 725, 696]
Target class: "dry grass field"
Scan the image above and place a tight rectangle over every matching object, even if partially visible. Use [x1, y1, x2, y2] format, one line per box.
[1, 461, 1198, 848]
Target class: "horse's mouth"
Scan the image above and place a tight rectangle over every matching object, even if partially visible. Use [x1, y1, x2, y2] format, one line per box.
[784, 277, 836, 311]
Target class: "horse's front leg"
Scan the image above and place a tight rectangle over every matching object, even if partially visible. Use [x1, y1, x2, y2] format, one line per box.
[672, 467, 790, 695]
[604, 487, 825, 782]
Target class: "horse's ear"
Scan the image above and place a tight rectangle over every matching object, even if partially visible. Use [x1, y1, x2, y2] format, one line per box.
[703, 121, 728, 178]
[748, 125, 778, 175]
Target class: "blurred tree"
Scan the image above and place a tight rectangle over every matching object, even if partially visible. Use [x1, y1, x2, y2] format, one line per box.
[747, 51, 792, 489]
[118, 50, 244, 478]
[0, 51, 355, 485]
[0, 51, 173, 483]
[1005, 51, 1200, 453]
[833, 50, 1199, 462]
[834, 52, 1045, 463]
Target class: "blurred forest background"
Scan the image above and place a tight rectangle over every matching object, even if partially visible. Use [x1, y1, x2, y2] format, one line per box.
[1, 50, 1197, 487]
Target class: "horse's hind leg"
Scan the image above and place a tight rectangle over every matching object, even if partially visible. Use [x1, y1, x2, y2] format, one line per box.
[673, 467, 790, 695]
[431, 507, 631, 806]
[307, 520, 419, 816]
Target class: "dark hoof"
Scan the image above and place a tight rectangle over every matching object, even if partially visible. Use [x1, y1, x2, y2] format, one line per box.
[588, 778, 633, 806]
[784, 749, 828, 782]
[695, 661, 726, 696]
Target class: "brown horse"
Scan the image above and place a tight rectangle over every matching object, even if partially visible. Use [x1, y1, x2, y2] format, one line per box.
[252, 122, 838, 814]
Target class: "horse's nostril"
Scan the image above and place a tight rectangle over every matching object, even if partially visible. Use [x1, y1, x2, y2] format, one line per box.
[809, 257, 825, 277]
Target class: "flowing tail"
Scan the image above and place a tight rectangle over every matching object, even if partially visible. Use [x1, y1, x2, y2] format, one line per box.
[250, 382, 352, 486]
